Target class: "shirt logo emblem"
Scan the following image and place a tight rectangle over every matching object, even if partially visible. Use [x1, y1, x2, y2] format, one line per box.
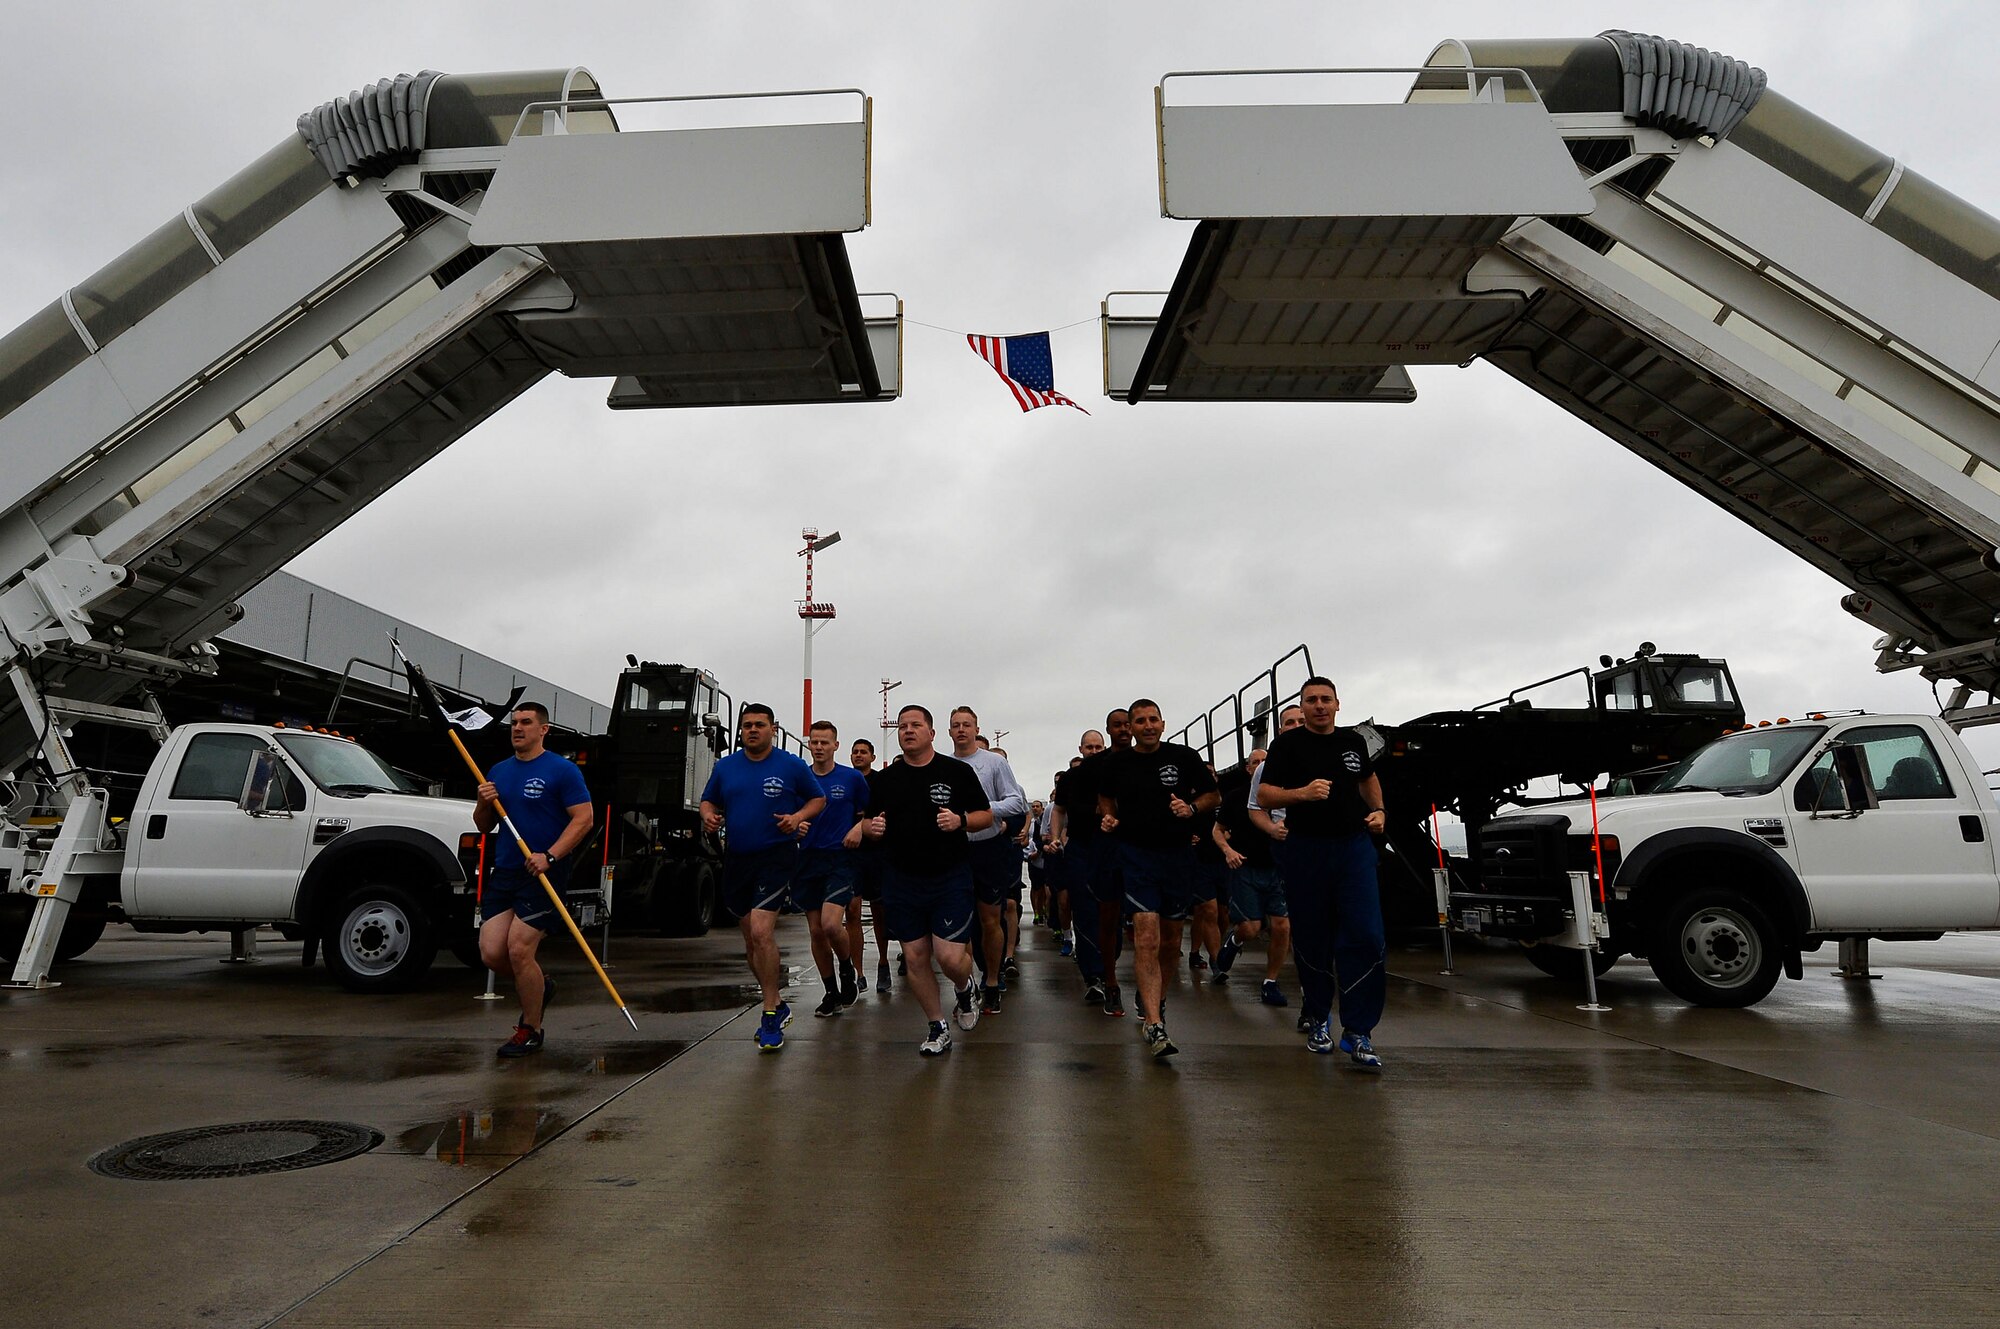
[1342, 752, 1363, 774]
[929, 782, 953, 806]
[523, 778, 547, 799]
[1159, 764, 1180, 788]
[763, 776, 787, 798]
[830, 785, 848, 801]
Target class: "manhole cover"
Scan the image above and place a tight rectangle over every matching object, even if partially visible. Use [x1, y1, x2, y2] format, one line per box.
[89, 1120, 383, 1181]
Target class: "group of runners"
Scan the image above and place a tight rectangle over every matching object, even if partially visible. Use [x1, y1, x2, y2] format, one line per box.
[474, 677, 1390, 1071]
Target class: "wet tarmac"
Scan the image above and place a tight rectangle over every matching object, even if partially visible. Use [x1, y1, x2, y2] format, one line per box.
[5, 922, 2000, 1326]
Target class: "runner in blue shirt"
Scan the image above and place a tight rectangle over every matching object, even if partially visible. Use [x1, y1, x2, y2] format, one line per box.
[699, 703, 825, 1051]
[795, 719, 871, 1016]
[474, 703, 594, 1059]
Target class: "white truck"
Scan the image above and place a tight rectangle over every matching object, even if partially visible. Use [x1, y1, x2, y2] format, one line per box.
[1, 719, 482, 992]
[1455, 712, 2000, 1006]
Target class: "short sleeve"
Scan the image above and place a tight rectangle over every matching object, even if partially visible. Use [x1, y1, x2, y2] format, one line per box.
[793, 758, 825, 801]
[1349, 735, 1376, 781]
[700, 764, 724, 805]
[557, 760, 592, 807]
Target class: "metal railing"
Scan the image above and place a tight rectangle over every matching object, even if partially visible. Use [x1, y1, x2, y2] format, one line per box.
[1170, 644, 1315, 772]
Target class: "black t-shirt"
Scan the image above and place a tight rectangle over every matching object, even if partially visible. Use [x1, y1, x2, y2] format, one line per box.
[1217, 766, 1275, 870]
[1192, 802, 1224, 864]
[1258, 726, 1377, 838]
[1053, 759, 1103, 843]
[1103, 742, 1219, 850]
[865, 752, 991, 876]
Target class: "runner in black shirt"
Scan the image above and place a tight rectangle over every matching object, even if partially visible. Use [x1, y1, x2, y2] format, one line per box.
[1099, 699, 1218, 1060]
[1048, 730, 1109, 1001]
[1256, 677, 1387, 1069]
[1188, 762, 1230, 976]
[862, 704, 992, 1056]
[1077, 708, 1134, 1015]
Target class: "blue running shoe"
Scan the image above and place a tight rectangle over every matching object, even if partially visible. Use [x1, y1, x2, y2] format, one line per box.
[1214, 934, 1241, 983]
[1338, 1030, 1383, 1071]
[755, 1012, 784, 1052]
[1305, 1020, 1334, 1055]
[1059, 934, 1074, 958]
[1260, 980, 1289, 1008]
[775, 999, 793, 1027]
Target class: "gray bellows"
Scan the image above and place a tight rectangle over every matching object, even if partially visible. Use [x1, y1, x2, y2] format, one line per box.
[1598, 32, 1766, 141]
[296, 70, 446, 180]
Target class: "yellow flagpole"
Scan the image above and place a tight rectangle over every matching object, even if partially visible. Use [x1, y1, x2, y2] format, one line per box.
[448, 728, 637, 1031]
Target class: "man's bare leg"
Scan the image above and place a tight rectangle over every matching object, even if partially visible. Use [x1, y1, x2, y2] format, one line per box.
[507, 919, 547, 1028]
[1132, 912, 1163, 1023]
[904, 935, 941, 1022]
[741, 909, 783, 1010]
[933, 937, 974, 990]
[843, 899, 865, 977]
[977, 901, 1006, 988]
[1160, 916, 1184, 988]
[1265, 915, 1292, 984]
[478, 909, 517, 985]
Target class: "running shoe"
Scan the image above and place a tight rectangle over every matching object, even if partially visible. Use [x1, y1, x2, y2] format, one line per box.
[1296, 1012, 1315, 1034]
[775, 999, 794, 1027]
[1059, 933, 1074, 958]
[897, 953, 907, 976]
[857, 972, 869, 994]
[1260, 980, 1289, 1008]
[1305, 1020, 1335, 1055]
[755, 1012, 784, 1052]
[955, 982, 982, 1031]
[877, 961, 893, 995]
[1144, 1022, 1179, 1060]
[1033, 912, 1047, 929]
[1084, 979, 1105, 1005]
[1001, 955, 1021, 982]
[1190, 952, 1208, 974]
[1338, 1030, 1383, 1071]
[814, 991, 844, 1018]
[981, 985, 1002, 1015]
[840, 965, 859, 1007]
[497, 1022, 543, 1058]
[920, 1021, 953, 1056]
[1102, 983, 1126, 1018]
[1214, 934, 1241, 981]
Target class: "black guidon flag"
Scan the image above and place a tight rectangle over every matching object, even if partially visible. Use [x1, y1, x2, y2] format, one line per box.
[399, 648, 524, 769]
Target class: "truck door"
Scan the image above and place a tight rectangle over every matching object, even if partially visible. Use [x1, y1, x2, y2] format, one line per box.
[129, 732, 311, 920]
[1788, 723, 1999, 930]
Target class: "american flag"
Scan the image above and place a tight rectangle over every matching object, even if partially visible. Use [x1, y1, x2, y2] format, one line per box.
[966, 332, 1090, 414]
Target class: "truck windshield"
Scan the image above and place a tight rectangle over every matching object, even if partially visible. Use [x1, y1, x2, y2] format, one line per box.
[1654, 726, 1826, 795]
[276, 733, 419, 794]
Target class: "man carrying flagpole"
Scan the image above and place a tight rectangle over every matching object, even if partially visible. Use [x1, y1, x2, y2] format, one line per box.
[475, 703, 594, 1058]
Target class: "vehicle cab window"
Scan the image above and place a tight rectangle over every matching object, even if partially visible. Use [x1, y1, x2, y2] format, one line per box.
[170, 732, 271, 801]
[1796, 723, 1954, 809]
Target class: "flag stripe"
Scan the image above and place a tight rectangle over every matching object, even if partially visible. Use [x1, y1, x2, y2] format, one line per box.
[965, 331, 1089, 415]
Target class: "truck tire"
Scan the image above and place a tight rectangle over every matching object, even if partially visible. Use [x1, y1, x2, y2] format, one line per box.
[323, 882, 438, 993]
[660, 860, 719, 938]
[1646, 886, 1783, 1008]
[447, 933, 486, 971]
[0, 898, 109, 964]
[1521, 943, 1618, 980]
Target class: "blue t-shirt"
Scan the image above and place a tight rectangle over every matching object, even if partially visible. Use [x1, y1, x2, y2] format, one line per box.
[486, 750, 591, 868]
[801, 763, 871, 851]
[699, 748, 824, 854]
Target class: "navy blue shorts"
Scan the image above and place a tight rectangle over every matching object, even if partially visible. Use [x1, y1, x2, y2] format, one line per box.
[969, 835, 1023, 906]
[1119, 842, 1196, 920]
[881, 862, 976, 944]
[482, 861, 571, 932]
[722, 844, 797, 919]
[1229, 864, 1289, 923]
[853, 850, 886, 902]
[1089, 834, 1125, 907]
[1196, 860, 1230, 909]
[792, 848, 856, 911]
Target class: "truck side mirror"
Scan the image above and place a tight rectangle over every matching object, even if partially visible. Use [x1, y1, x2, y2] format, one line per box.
[239, 748, 294, 818]
[1832, 743, 1879, 812]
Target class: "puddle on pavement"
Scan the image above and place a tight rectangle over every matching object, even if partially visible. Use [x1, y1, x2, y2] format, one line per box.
[644, 984, 761, 1014]
[396, 1107, 570, 1165]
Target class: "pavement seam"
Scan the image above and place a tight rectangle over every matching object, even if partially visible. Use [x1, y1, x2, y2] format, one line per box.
[255, 1001, 760, 1328]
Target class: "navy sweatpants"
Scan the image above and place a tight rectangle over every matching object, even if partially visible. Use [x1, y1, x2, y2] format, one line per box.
[1273, 830, 1386, 1034]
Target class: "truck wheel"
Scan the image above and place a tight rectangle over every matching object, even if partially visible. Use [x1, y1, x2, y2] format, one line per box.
[447, 933, 486, 971]
[1521, 943, 1618, 980]
[0, 898, 109, 964]
[660, 860, 718, 938]
[53, 907, 108, 962]
[323, 883, 437, 993]
[1647, 887, 1783, 1008]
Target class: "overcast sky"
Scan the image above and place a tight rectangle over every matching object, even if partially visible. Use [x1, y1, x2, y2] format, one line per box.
[7, 0, 2000, 792]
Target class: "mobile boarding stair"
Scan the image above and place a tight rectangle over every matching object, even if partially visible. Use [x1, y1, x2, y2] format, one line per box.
[0, 68, 900, 985]
[1105, 33, 2000, 719]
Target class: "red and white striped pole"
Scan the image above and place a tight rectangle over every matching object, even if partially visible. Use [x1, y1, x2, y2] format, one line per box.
[798, 527, 840, 733]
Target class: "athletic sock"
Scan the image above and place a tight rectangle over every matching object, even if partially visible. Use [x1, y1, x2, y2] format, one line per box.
[823, 971, 839, 992]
